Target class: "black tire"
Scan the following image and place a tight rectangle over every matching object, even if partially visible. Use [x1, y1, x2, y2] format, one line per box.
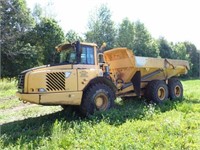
[168, 78, 183, 100]
[145, 80, 169, 104]
[80, 83, 116, 116]
[61, 105, 79, 115]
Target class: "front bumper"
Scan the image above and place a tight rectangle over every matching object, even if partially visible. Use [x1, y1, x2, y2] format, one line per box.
[16, 91, 83, 105]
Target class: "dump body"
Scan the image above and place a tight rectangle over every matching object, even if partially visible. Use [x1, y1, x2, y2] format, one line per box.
[104, 48, 189, 96]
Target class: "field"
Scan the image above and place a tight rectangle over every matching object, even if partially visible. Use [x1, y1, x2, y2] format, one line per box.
[0, 79, 200, 149]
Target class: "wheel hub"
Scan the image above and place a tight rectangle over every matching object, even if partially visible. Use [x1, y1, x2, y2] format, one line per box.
[95, 93, 108, 110]
[96, 97, 104, 108]
[174, 85, 181, 97]
[158, 87, 166, 100]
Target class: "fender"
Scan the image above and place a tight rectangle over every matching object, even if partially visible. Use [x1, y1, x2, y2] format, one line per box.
[83, 77, 117, 92]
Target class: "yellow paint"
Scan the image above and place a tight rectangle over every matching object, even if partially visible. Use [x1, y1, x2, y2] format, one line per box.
[16, 92, 39, 104]
[39, 91, 82, 105]
[16, 91, 82, 105]
[16, 43, 189, 106]
[77, 69, 100, 90]
[104, 48, 189, 81]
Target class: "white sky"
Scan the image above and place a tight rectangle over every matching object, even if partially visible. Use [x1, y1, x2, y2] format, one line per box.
[26, 0, 200, 49]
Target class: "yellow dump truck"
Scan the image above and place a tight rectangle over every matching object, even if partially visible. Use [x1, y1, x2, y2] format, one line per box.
[16, 41, 189, 115]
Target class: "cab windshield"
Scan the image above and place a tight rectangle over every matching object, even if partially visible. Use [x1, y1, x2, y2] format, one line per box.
[58, 44, 95, 65]
[59, 47, 77, 64]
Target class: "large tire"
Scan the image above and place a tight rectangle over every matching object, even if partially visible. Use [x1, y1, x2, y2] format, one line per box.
[168, 78, 183, 100]
[80, 83, 115, 116]
[61, 105, 79, 115]
[145, 80, 169, 104]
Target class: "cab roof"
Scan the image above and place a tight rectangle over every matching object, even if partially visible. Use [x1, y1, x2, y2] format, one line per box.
[55, 41, 97, 52]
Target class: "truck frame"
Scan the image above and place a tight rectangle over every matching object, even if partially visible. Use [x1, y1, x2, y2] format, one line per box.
[16, 41, 189, 115]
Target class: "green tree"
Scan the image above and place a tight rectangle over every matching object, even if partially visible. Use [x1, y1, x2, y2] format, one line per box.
[116, 18, 134, 49]
[0, 0, 36, 78]
[172, 42, 194, 77]
[29, 18, 65, 64]
[183, 42, 199, 77]
[1, 42, 39, 77]
[85, 4, 116, 50]
[65, 30, 83, 43]
[157, 37, 173, 58]
[133, 21, 159, 57]
[32, 3, 43, 24]
[173, 42, 189, 60]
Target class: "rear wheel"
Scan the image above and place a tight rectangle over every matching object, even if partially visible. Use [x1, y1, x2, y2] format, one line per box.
[168, 78, 183, 100]
[145, 80, 169, 104]
[80, 83, 115, 116]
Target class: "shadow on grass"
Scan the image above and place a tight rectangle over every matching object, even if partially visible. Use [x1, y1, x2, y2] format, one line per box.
[0, 98, 182, 148]
[89, 98, 181, 125]
[0, 109, 80, 148]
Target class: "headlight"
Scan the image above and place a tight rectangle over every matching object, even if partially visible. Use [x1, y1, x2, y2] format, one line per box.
[38, 88, 46, 93]
[65, 72, 71, 78]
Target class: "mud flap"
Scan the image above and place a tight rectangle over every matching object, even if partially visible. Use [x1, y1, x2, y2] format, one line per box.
[131, 71, 141, 97]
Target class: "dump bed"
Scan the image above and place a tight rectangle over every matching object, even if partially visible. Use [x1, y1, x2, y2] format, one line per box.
[104, 48, 189, 83]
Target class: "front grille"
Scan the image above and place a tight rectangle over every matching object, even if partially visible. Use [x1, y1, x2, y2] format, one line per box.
[46, 72, 66, 91]
[18, 73, 25, 92]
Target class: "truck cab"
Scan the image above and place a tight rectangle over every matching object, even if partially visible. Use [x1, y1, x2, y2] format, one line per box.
[16, 41, 116, 115]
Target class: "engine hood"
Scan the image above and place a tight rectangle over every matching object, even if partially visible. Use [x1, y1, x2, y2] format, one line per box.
[21, 64, 73, 74]
[21, 65, 50, 74]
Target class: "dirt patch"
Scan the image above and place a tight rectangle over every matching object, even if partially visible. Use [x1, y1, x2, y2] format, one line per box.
[0, 102, 36, 113]
[0, 102, 39, 124]
[0, 96, 16, 101]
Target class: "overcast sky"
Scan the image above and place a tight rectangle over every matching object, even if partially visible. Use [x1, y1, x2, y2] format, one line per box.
[26, 0, 200, 49]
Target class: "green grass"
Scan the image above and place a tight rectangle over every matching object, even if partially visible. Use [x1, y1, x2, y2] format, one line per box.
[0, 79, 200, 149]
[0, 79, 17, 98]
[0, 98, 21, 109]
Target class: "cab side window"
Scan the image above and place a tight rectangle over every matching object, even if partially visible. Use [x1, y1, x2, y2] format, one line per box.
[81, 46, 94, 65]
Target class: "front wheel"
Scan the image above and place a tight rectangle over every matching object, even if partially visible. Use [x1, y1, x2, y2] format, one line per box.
[80, 83, 115, 116]
[61, 105, 79, 115]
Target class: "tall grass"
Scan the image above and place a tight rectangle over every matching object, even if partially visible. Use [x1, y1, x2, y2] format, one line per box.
[0, 79, 200, 149]
[0, 79, 17, 98]
[182, 79, 200, 102]
[0, 79, 17, 91]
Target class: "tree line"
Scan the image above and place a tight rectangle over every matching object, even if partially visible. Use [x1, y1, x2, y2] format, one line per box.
[1, 0, 199, 78]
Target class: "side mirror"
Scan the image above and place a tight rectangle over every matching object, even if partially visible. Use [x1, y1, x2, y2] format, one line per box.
[98, 53, 104, 64]
[99, 42, 106, 52]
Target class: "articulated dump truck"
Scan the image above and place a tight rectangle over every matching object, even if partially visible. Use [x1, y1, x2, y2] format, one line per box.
[16, 41, 189, 115]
